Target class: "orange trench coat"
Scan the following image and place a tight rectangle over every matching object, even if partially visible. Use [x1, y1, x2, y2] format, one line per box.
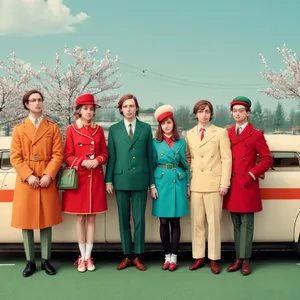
[10, 117, 64, 229]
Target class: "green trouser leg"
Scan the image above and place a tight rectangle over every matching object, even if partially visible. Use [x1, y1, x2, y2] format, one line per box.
[22, 229, 35, 261]
[131, 190, 148, 254]
[115, 190, 148, 255]
[40, 227, 52, 260]
[115, 191, 133, 255]
[231, 212, 254, 259]
[239, 213, 254, 259]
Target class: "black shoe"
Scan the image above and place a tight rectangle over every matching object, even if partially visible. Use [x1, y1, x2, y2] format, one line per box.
[41, 259, 56, 275]
[22, 260, 36, 277]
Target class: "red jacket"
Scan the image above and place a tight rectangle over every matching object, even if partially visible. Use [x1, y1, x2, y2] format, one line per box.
[223, 123, 273, 213]
[62, 120, 108, 214]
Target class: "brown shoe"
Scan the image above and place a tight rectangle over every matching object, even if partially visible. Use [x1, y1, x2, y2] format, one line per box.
[227, 259, 243, 272]
[189, 258, 205, 270]
[117, 258, 131, 270]
[241, 260, 251, 276]
[210, 260, 220, 274]
[132, 257, 146, 271]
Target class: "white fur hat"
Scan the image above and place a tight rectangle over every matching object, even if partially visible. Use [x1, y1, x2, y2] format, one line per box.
[154, 104, 175, 123]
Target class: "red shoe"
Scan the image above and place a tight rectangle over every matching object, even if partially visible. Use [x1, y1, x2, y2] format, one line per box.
[168, 262, 177, 272]
[162, 261, 170, 270]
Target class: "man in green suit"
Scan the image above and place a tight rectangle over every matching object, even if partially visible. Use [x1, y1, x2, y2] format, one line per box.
[105, 94, 154, 271]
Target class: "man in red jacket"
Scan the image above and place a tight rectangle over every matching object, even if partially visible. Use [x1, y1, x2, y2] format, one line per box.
[223, 96, 273, 276]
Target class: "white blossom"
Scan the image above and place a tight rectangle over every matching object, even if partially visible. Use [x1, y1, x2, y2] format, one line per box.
[31, 46, 120, 135]
[260, 44, 300, 99]
[0, 53, 33, 126]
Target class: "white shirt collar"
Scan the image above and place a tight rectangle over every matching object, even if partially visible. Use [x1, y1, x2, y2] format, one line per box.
[236, 122, 248, 131]
[124, 118, 137, 129]
[28, 114, 44, 127]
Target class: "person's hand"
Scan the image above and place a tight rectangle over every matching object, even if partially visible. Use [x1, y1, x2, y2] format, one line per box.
[26, 175, 40, 188]
[219, 186, 228, 196]
[81, 160, 89, 168]
[88, 159, 99, 169]
[187, 186, 191, 198]
[106, 183, 114, 194]
[40, 175, 51, 188]
[151, 187, 158, 199]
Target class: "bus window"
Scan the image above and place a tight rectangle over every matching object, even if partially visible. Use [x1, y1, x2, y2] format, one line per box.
[0, 151, 12, 170]
[271, 152, 300, 171]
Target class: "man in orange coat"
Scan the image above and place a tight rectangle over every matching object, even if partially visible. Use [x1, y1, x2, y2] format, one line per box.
[223, 96, 273, 276]
[10, 90, 63, 277]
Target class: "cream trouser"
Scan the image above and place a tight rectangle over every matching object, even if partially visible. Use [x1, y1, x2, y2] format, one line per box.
[190, 191, 222, 260]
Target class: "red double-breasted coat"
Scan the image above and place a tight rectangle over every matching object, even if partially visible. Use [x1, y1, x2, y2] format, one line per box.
[62, 119, 108, 214]
[223, 123, 273, 213]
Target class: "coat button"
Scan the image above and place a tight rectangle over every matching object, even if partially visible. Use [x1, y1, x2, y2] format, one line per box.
[132, 167, 136, 170]
[133, 157, 136, 160]
[91, 141, 94, 145]
[173, 180, 176, 183]
[132, 148, 135, 151]
[201, 169, 203, 172]
[242, 157, 246, 160]
[201, 156, 204, 158]
[88, 175, 91, 178]
[242, 173, 244, 176]
[162, 172, 164, 175]
[232, 173, 235, 176]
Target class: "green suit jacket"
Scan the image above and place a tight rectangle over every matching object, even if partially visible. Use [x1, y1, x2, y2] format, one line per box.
[105, 119, 154, 191]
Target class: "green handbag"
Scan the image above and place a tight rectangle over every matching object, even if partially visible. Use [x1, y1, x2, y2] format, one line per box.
[56, 168, 78, 190]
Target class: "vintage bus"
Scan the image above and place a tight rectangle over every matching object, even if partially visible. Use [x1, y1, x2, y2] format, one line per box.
[0, 135, 300, 254]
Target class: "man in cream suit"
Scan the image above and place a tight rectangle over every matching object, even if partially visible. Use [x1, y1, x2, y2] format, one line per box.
[186, 100, 232, 274]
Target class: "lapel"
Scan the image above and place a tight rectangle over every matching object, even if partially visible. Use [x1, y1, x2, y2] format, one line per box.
[230, 123, 253, 147]
[130, 119, 143, 148]
[199, 124, 217, 148]
[160, 139, 182, 161]
[72, 119, 99, 140]
[23, 118, 36, 142]
[189, 125, 201, 148]
[119, 120, 131, 146]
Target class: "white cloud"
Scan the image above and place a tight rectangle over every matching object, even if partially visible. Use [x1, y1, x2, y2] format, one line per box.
[0, 0, 89, 36]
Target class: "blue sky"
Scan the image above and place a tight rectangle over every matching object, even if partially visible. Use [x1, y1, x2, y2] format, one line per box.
[0, 0, 299, 113]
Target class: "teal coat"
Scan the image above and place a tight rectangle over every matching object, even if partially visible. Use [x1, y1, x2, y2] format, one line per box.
[152, 138, 190, 218]
[105, 119, 154, 191]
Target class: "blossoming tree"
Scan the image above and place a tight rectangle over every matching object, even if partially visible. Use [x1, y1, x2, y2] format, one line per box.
[31, 46, 120, 135]
[0, 53, 32, 126]
[260, 44, 300, 99]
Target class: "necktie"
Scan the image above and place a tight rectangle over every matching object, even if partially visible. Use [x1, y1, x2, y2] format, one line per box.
[34, 118, 38, 128]
[129, 123, 133, 140]
[199, 128, 205, 141]
[236, 126, 241, 136]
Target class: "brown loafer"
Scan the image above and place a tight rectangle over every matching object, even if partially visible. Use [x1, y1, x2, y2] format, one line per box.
[132, 257, 146, 271]
[210, 260, 220, 274]
[241, 260, 252, 276]
[117, 258, 131, 270]
[189, 258, 205, 270]
[227, 259, 243, 272]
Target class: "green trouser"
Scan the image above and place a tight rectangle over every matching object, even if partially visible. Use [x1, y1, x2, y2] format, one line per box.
[230, 213, 254, 259]
[22, 227, 52, 261]
[115, 190, 148, 255]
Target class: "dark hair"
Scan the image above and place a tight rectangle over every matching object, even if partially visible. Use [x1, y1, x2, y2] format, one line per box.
[155, 116, 180, 142]
[193, 100, 214, 121]
[22, 90, 44, 110]
[118, 94, 139, 116]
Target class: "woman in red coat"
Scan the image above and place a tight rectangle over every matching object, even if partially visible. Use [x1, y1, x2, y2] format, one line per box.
[62, 94, 108, 273]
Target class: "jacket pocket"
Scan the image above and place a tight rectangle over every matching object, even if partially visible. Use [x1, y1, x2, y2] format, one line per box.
[114, 167, 123, 174]
[177, 171, 187, 180]
[154, 169, 164, 179]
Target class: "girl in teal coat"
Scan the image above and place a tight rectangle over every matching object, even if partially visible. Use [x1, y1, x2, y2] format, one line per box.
[151, 105, 190, 271]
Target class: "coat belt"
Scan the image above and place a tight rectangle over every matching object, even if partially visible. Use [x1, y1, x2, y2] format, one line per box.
[158, 163, 178, 170]
[23, 154, 52, 162]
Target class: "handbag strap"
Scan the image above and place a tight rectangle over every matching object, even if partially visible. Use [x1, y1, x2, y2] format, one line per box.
[70, 158, 78, 170]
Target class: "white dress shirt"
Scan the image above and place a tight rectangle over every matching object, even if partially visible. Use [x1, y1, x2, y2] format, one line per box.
[124, 118, 136, 135]
[236, 122, 248, 135]
[197, 123, 211, 137]
[29, 114, 44, 128]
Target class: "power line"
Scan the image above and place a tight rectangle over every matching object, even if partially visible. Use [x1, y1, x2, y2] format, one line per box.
[119, 61, 269, 90]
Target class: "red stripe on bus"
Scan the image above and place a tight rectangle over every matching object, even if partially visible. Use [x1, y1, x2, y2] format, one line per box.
[0, 190, 14, 202]
[260, 188, 300, 200]
[0, 189, 299, 202]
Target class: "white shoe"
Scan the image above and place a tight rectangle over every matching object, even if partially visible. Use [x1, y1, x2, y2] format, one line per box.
[86, 258, 96, 271]
[74, 256, 86, 272]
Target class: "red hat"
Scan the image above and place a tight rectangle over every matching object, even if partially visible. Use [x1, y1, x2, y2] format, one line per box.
[154, 104, 175, 123]
[75, 94, 100, 107]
